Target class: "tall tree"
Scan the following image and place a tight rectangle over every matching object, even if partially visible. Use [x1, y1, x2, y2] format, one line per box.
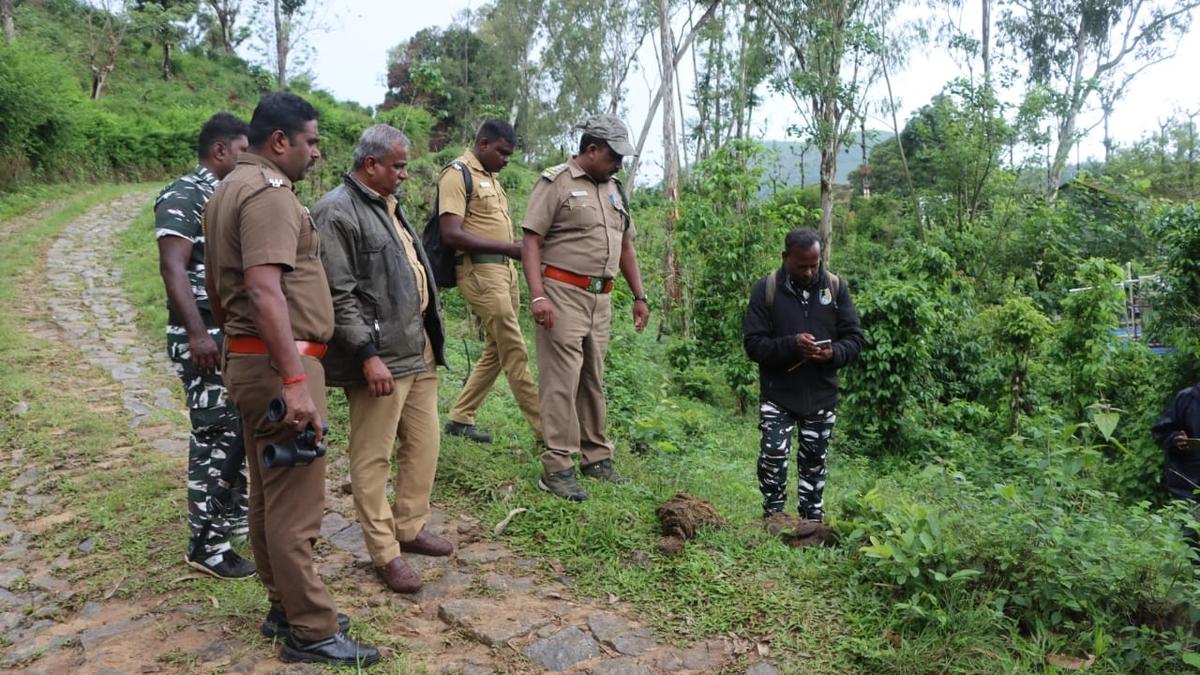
[86, 0, 133, 100]
[660, 0, 682, 310]
[206, 0, 244, 53]
[135, 0, 199, 80]
[255, 0, 324, 88]
[999, 0, 1200, 199]
[627, 0, 721, 190]
[759, 0, 891, 265]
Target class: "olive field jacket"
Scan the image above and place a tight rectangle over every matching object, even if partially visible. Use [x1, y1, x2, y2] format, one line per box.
[314, 173, 446, 387]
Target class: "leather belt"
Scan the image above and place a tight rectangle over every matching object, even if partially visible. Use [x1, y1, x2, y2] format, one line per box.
[455, 253, 508, 265]
[227, 335, 328, 359]
[544, 265, 613, 294]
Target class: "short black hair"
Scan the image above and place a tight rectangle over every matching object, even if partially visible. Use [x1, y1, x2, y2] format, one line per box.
[476, 119, 516, 145]
[248, 92, 319, 148]
[579, 133, 615, 156]
[197, 113, 249, 160]
[784, 228, 821, 253]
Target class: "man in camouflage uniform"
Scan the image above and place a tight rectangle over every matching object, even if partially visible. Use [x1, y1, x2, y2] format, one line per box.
[743, 228, 863, 522]
[155, 112, 255, 579]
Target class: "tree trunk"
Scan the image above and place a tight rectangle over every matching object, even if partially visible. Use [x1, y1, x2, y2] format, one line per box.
[162, 41, 173, 80]
[818, 142, 836, 266]
[91, 66, 112, 100]
[660, 0, 682, 312]
[627, 0, 721, 191]
[981, 0, 990, 83]
[274, 0, 288, 88]
[859, 116, 869, 197]
[1047, 14, 1088, 200]
[1, 0, 14, 44]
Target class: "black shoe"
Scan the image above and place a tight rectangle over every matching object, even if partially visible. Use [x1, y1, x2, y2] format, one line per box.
[445, 421, 494, 444]
[580, 458, 626, 483]
[185, 549, 256, 580]
[538, 467, 590, 502]
[280, 631, 381, 667]
[261, 606, 351, 639]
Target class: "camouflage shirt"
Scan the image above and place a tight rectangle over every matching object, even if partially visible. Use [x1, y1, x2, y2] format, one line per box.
[155, 165, 217, 325]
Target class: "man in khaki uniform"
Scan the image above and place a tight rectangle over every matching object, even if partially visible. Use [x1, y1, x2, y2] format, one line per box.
[521, 114, 650, 502]
[314, 124, 451, 595]
[441, 120, 541, 444]
[205, 92, 378, 667]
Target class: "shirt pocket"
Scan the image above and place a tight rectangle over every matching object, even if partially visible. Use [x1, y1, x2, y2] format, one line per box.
[559, 197, 598, 230]
[299, 207, 320, 260]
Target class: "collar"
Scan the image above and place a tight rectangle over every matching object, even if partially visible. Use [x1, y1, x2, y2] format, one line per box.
[567, 157, 591, 180]
[464, 149, 488, 175]
[238, 153, 292, 188]
[344, 172, 402, 213]
[192, 165, 218, 187]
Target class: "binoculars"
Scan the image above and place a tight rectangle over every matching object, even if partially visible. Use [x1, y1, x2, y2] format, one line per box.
[262, 398, 328, 468]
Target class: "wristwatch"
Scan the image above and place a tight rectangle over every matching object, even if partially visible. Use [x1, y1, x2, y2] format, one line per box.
[633, 294, 649, 306]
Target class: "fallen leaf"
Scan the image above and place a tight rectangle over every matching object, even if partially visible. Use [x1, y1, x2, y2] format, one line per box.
[209, 595, 220, 609]
[756, 643, 771, 657]
[1045, 653, 1095, 670]
[607, 593, 619, 604]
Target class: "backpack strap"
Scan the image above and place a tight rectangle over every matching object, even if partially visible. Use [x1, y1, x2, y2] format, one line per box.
[439, 160, 473, 216]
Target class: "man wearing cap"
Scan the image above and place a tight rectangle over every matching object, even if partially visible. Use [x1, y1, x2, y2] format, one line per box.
[521, 113, 650, 502]
[442, 120, 542, 444]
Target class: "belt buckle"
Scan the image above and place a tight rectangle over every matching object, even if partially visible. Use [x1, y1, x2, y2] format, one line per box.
[587, 277, 604, 293]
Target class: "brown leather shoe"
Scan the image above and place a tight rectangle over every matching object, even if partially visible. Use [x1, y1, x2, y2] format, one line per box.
[399, 529, 453, 557]
[375, 557, 421, 593]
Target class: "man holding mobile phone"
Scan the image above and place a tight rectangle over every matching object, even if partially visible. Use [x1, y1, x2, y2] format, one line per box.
[1152, 382, 1200, 507]
[743, 228, 863, 522]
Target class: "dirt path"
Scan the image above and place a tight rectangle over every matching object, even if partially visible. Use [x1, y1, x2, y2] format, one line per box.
[0, 190, 758, 674]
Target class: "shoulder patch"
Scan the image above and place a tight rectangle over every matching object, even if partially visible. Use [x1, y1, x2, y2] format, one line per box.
[541, 163, 568, 181]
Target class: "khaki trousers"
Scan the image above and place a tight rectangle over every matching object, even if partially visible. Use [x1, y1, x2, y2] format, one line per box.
[449, 261, 541, 437]
[345, 344, 439, 567]
[535, 277, 614, 473]
[223, 352, 338, 641]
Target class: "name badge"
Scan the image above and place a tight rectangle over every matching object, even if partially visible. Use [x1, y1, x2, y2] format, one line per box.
[480, 180, 492, 188]
[570, 190, 588, 197]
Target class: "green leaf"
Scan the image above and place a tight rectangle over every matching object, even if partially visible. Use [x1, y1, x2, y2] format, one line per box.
[1181, 652, 1200, 669]
[1093, 410, 1120, 442]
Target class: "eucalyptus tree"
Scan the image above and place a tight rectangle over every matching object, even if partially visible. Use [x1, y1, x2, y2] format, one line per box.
[998, 0, 1199, 199]
[757, 0, 898, 265]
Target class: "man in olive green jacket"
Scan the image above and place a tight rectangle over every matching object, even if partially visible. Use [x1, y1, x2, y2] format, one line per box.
[314, 124, 450, 595]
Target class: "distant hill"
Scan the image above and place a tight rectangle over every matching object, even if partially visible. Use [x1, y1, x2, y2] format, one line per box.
[756, 133, 894, 188]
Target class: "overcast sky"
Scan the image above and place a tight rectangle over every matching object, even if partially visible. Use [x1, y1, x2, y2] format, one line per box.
[292, 0, 1200, 181]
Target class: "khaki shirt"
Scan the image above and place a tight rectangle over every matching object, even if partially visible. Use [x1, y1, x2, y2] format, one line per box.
[384, 193, 429, 314]
[438, 150, 513, 245]
[204, 153, 334, 342]
[521, 158, 634, 279]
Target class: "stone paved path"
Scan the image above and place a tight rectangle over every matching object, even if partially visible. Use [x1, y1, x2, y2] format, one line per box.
[0, 189, 778, 673]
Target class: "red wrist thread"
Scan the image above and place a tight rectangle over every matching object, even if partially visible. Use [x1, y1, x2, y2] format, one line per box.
[282, 373, 308, 385]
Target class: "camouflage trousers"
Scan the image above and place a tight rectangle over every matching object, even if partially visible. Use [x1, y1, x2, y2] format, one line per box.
[167, 325, 248, 563]
[757, 400, 836, 521]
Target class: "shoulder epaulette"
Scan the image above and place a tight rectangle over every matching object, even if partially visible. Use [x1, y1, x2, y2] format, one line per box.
[541, 163, 568, 181]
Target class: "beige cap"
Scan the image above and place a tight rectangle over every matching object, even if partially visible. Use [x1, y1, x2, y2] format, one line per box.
[576, 113, 638, 157]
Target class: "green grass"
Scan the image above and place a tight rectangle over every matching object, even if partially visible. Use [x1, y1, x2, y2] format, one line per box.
[0, 183, 63, 220]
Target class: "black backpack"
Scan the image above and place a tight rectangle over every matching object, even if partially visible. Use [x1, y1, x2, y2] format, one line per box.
[422, 161, 473, 289]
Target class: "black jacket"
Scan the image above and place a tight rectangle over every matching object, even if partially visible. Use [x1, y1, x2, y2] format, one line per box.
[1152, 385, 1200, 501]
[314, 173, 446, 388]
[743, 267, 864, 416]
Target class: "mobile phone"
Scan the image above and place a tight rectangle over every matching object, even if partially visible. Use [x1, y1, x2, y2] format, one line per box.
[813, 339, 832, 347]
